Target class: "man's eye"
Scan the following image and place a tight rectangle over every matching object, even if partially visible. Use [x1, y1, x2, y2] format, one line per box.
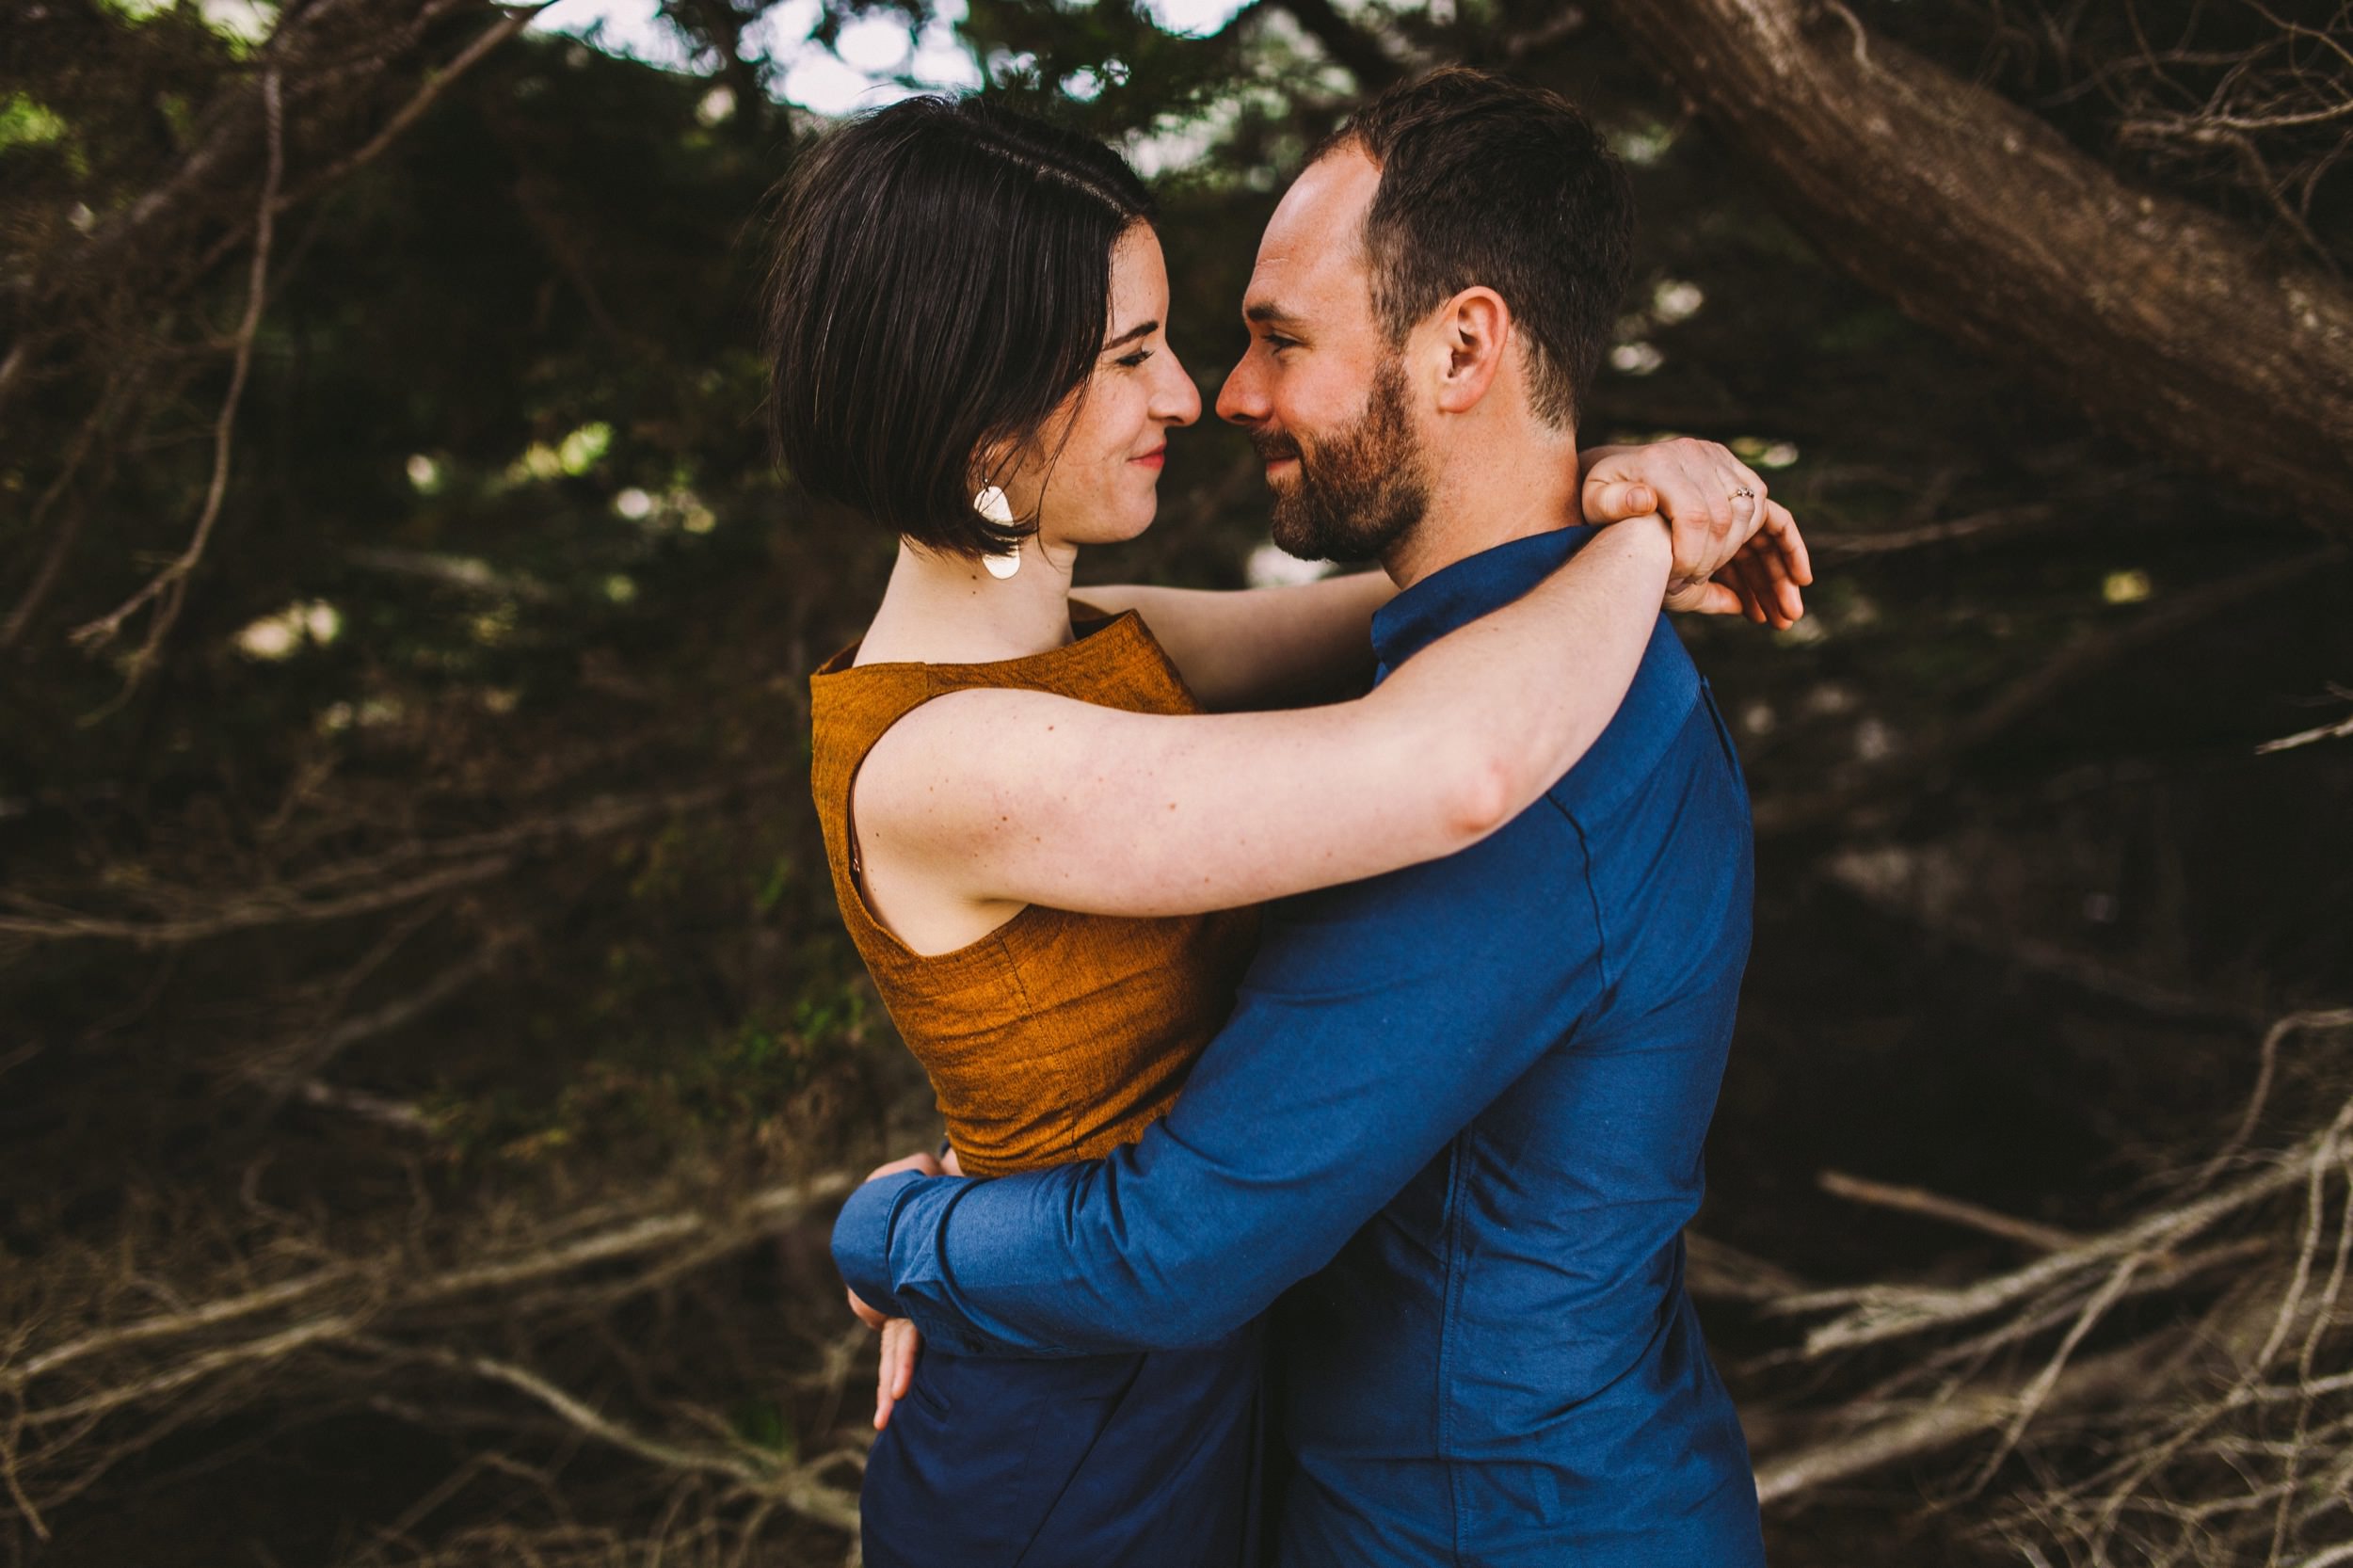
[1263, 334, 1297, 353]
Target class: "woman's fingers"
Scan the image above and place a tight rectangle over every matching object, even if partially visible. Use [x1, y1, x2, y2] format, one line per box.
[1724, 554, 1769, 625]
[1773, 502, 1815, 586]
[1732, 541, 1794, 630]
[1593, 439, 1795, 602]
[1749, 511, 1806, 625]
[1723, 553, 1771, 625]
[1633, 445, 1723, 587]
[1683, 454, 1769, 586]
[1769, 550, 1803, 627]
[1689, 580, 1749, 616]
[1716, 456, 1766, 540]
[1663, 568, 1749, 616]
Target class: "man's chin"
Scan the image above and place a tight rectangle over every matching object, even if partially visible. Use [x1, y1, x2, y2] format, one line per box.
[1269, 511, 1345, 565]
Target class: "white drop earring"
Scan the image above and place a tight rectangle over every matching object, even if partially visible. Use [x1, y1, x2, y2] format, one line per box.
[974, 486, 1019, 579]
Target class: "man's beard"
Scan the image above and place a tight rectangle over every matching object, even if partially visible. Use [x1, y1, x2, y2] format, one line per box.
[1253, 357, 1431, 565]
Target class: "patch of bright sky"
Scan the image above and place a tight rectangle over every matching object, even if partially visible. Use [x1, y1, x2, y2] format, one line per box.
[200, 0, 276, 44]
[1144, 0, 1252, 36]
[534, 0, 1249, 115]
[105, 0, 276, 44]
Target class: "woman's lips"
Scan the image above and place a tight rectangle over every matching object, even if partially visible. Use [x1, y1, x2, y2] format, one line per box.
[1133, 447, 1166, 470]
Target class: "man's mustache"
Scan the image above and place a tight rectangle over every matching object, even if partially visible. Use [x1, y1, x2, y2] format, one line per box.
[1249, 430, 1305, 465]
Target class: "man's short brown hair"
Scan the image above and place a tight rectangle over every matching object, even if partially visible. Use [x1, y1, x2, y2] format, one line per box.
[1327, 68, 1636, 429]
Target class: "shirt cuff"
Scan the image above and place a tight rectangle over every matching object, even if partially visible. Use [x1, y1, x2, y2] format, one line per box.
[830, 1170, 923, 1320]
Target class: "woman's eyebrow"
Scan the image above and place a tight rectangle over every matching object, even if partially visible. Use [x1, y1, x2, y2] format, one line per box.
[1102, 319, 1160, 351]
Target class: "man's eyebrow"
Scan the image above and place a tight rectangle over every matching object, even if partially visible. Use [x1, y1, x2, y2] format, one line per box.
[1243, 300, 1304, 328]
[1102, 319, 1159, 351]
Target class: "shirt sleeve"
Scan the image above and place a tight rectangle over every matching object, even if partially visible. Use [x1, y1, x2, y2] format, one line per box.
[829, 801, 1609, 1356]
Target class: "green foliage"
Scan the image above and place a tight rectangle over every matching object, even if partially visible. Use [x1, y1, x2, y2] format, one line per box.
[0, 91, 68, 147]
[729, 1396, 796, 1456]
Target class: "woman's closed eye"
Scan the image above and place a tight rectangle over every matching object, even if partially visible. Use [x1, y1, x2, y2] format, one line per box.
[1113, 347, 1154, 368]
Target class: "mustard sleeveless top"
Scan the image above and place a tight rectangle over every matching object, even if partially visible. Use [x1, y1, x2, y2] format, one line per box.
[809, 607, 1262, 1178]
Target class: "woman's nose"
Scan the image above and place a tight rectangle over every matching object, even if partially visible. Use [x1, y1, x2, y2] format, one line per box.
[1155, 349, 1202, 427]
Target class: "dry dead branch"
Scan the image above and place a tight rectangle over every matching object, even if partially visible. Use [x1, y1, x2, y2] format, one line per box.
[1819, 1169, 2088, 1254]
[0, 1170, 859, 1540]
[1747, 1010, 2353, 1567]
[68, 68, 285, 706]
[0, 772, 791, 949]
[2259, 711, 2353, 755]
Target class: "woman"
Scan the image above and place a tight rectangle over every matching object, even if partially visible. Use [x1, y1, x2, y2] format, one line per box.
[766, 95, 1804, 1567]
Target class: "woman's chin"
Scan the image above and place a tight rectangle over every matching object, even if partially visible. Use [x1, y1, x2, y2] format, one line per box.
[1045, 514, 1156, 554]
[1095, 505, 1161, 547]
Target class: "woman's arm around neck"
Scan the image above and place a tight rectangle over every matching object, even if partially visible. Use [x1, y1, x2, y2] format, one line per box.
[851, 519, 1673, 927]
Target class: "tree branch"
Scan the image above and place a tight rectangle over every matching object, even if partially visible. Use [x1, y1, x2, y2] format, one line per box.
[1271, 0, 1406, 88]
[1755, 545, 2348, 834]
[68, 70, 287, 700]
[1818, 1169, 2088, 1254]
[1588, 0, 2353, 524]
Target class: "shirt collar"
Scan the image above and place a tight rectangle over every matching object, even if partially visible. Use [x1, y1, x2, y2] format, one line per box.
[1369, 526, 1601, 677]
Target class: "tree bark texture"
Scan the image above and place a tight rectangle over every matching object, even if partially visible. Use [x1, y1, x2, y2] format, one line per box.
[1591, 0, 2353, 527]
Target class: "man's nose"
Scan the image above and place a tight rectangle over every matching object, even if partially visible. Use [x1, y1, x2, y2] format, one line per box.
[1215, 351, 1265, 428]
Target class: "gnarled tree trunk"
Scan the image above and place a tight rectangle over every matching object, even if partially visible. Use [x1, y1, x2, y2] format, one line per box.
[1590, 0, 2353, 526]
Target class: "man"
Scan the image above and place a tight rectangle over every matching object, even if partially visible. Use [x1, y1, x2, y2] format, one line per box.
[833, 68, 1792, 1565]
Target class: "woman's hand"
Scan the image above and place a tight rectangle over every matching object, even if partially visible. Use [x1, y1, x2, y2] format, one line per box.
[846, 1148, 943, 1430]
[1578, 439, 1813, 628]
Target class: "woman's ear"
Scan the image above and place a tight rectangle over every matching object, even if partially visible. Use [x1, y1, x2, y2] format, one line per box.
[968, 434, 1017, 497]
[1432, 286, 1511, 415]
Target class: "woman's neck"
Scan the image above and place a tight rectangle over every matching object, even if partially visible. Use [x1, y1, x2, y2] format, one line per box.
[855, 535, 1082, 666]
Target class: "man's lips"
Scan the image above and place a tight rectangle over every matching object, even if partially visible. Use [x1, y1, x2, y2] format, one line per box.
[1252, 438, 1302, 473]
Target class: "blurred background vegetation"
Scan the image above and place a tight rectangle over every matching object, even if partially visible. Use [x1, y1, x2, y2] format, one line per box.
[2, 0, 2349, 1562]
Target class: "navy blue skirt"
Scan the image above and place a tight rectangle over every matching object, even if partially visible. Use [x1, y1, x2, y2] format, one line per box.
[860, 1319, 1264, 1568]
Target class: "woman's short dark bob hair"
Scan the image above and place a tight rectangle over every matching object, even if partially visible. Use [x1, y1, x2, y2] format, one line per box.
[762, 96, 1153, 559]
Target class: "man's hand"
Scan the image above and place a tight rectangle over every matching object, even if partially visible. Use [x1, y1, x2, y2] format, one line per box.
[846, 1149, 943, 1430]
[1578, 440, 1813, 629]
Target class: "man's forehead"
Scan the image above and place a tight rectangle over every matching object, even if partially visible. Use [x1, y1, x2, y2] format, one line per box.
[1244, 147, 1380, 314]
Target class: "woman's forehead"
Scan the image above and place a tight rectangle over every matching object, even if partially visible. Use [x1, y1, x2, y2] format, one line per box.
[1107, 223, 1170, 326]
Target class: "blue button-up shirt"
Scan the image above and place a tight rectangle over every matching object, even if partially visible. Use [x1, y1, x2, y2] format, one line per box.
[835, 527, 1766, 1566]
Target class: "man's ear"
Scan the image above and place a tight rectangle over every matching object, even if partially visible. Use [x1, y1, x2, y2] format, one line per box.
[1430, 286, 1511, 415]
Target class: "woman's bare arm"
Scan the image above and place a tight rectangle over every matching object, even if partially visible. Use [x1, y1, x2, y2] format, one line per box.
[1076, 571, 1394, 711]
[852, 519, 1674, 923]
[1078, 439, 1811, 712]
